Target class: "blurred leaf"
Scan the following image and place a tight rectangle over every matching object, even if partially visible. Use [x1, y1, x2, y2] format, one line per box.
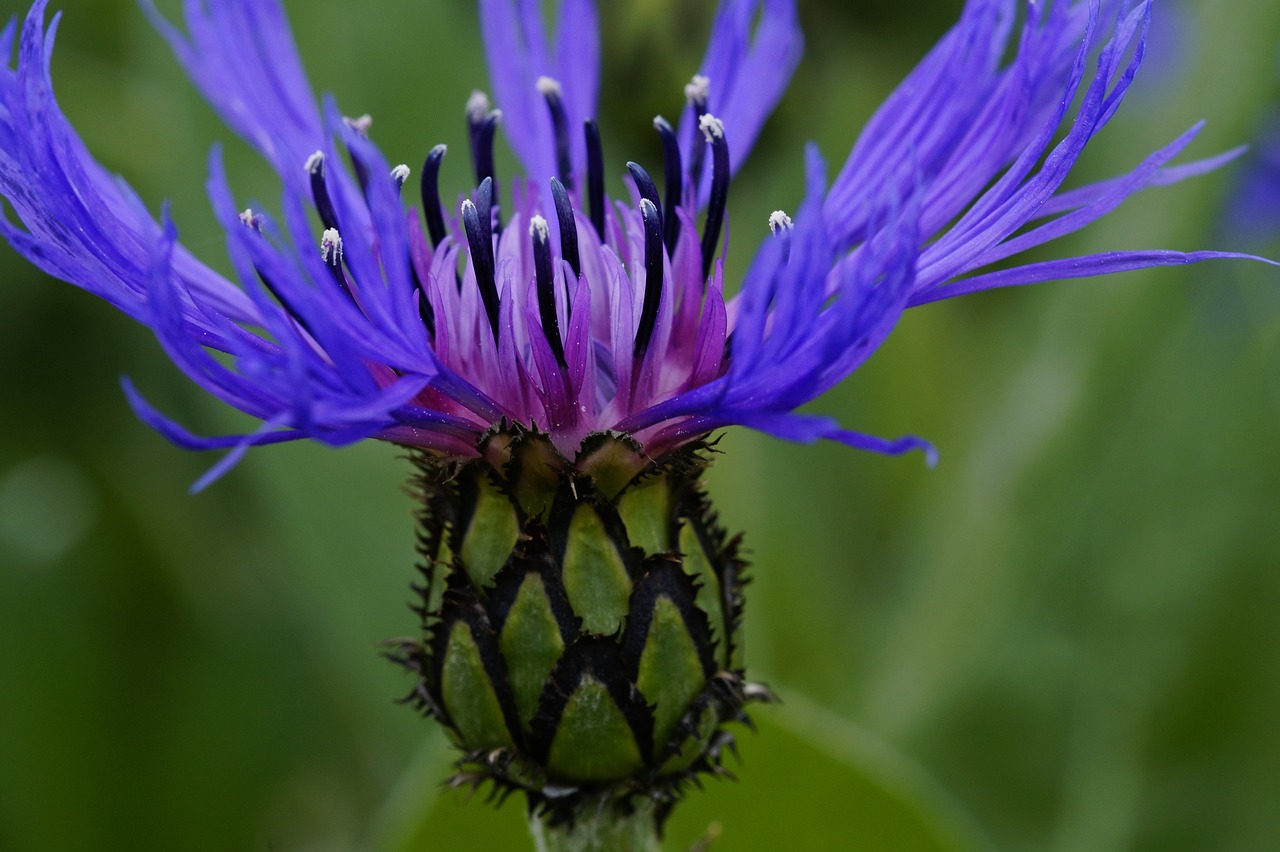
[379, 694, 991, 852]
[664, 697, 993, 852]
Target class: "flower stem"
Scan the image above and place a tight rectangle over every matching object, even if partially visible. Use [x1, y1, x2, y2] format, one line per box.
[528, 800, 663, 852]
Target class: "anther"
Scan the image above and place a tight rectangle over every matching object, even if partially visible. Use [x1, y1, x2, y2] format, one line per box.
[306, 151, 340, 233]
[634, 198, 664, 359]
[461, 197, 500, 343]
[549, 177, 581, 278]
[420, 144, 448, 248]
[320, 227, 355, 299]
[530, 215, 566, 367]
[391, 164, 411, 190]
[653, 117, 683, 252]
[320, 228, 343, 266]
[769, 210, 793, 265]
[684, 75, 710, 107]
[344, 114, 373, 137]
[538, 77, 574, 190]
[239, 209, 264, 232]
[685, 75, 711, 190]
[584, 119, 605, 239]
[466, 91, 491, 139]
[698, 114, 730, 281]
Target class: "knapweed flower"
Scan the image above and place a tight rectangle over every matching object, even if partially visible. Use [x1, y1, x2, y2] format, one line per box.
[0, 0, 1261, 840]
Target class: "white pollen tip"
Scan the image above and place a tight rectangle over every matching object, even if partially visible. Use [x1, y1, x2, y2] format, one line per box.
[535, 76, 563, 97]
[344, 113, 373, 135]
[699, 114, 725, 142]
[768, 210, 794, 235]
[461, 198, 477, 215]
[391, 164, 411, 184]
[239, 208, 255, 225]
[529, 215, 550, 240]
[321, 227, 343, 262]
[639, 197, 658, 215]
[684, 74, 710, 105]
[466, 90, 491, 121]
[305, 150, 325, 174]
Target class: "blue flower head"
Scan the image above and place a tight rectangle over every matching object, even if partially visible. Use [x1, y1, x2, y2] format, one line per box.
[0, 0, 1261, 486]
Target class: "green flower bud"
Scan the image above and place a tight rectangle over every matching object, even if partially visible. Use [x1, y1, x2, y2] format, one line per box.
[387, 425, 768, 829]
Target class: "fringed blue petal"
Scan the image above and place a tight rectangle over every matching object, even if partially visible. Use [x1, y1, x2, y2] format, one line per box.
[911, 250, 1280, 306]
[141, 0, 324, 183]
[679, 0, 802, 205]
[0, 2, 256, 330]
[479, 0, 598, 191]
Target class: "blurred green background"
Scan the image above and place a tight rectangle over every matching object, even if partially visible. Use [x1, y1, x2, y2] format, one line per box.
[3, 0, 1280, 849]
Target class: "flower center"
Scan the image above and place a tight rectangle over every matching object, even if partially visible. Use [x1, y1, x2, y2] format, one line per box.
[284, 78, 739, 451]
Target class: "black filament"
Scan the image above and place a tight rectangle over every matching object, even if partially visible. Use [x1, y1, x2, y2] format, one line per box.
[461, 197, 500, 343]
[634, 198, 664, 359]
[470, 112, 502, 228]
[700, 122, 730, 282]
[687, 87, 710, 193]
[626, 162, 663, 239]
[542, 84, 574, 191]
[420, 145, 448, 248]
[308, 154, 339, 232]
[550, 178, 581, 278]
[584, 119, 605, 239]
[653, 117, 683, 253]
[532, 220, 566, 367]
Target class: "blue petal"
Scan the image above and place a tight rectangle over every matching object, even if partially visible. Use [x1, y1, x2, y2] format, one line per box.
[142, 0, 324, 182]
[910, 250, 1280, 306]
[0, 1, 256, 329]
[679, 0, 802, 205]
[479, 0, 599, 191]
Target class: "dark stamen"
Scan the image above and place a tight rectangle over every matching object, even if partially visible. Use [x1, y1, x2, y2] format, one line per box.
[241, 213, 316, 337]
[465, 91, 490, 160]
[584, 119, 605, 239]
[699, 115, 730, 282]
[626, 162, 662, 240]
[685, 75, 710, 194]
[256, 266, 315, 338]
[461, 197, 500, 343]
[470, 110, 503, 235]
[531, 216, 566, 367]
[653, 117, 683, 253]
[475, 176, 495, 259]
[343, 115, 374, 196]
[420, 145, 448, 248]
[550, 178, 581, 278]
[307, 152, 339, 232]
[411, 261, 436, 339]
[634, 198, 664, 359]
[539, 78, 574, 191]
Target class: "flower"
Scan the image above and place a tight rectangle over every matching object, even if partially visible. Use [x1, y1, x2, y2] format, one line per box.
[0, 0, 1260, 484]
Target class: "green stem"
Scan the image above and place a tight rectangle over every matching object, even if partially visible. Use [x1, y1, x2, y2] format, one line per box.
[528, 800, 663, 852]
